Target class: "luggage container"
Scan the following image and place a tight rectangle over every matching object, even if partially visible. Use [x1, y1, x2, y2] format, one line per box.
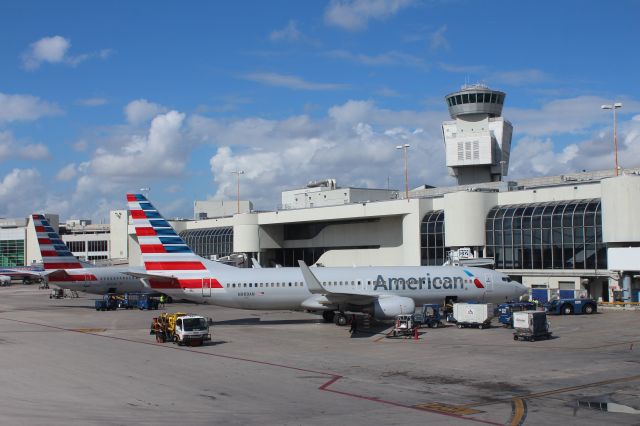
[513, 310, 552, 342]
[453, 303, 493, 329]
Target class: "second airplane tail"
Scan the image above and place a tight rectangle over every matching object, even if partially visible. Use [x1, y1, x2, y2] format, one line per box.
[31, 214, 83, 270]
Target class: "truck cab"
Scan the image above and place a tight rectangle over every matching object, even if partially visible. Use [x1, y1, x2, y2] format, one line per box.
[546, 298, 597, 315]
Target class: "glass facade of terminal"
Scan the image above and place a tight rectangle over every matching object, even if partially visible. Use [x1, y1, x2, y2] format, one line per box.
[420, 210, 446, 266]
[485, 199, 606, 270]
[0, 239, 25, 267]
[179, 227, 233, 259]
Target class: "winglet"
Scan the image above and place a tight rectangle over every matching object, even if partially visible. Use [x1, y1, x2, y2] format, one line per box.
[298, 260, 328, 294]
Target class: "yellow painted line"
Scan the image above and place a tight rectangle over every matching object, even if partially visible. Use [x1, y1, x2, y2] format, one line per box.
[463, 374, 640, 408]
[414, 402, 484, 416]
[508, 398, 526, 426]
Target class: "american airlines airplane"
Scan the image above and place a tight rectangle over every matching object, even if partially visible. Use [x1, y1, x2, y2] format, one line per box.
[32, 214, 150, 295]
[126, 194, 527, 325]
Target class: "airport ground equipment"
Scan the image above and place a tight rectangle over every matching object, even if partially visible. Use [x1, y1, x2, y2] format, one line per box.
[151, 312, 211, 346]
[497, 302, 536, 328]
[545, 298, 597, 315]
[453, 303, 494, 329]
[413, 304, 444, 328]
[513, 311, 552, 342]
[50, 288, 64, 299]
[117, 293, 159, 310]
[95, 294, 118, 311]
[390, 314, 415, 337]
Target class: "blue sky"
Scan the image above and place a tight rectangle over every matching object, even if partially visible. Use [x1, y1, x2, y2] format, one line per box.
[1, 0, 639, 220]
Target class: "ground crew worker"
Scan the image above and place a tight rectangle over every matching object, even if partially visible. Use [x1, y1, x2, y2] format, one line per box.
[159, 294, 166, 308]
[349, 315, 358, 335]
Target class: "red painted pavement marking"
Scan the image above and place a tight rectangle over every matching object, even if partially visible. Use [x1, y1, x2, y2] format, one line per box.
[0, 316, 501, 425]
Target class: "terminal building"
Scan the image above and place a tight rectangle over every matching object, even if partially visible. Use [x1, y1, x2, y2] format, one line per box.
[7, 85, 640, 303]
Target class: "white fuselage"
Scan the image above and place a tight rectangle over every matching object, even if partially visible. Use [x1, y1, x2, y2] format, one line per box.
[49, 266, 149, 295]
[161, 263, 526, 311]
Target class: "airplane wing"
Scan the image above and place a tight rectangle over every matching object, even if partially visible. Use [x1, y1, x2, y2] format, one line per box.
[298, 260, 381, 306]
[0, 268, 47, 280]
[122, 271, 179, 289]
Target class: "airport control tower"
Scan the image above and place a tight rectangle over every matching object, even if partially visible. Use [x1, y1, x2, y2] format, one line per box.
[442, 84, 513, 185]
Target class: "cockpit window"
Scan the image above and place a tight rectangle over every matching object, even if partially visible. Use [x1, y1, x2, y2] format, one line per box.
[502, 277, 512, 282]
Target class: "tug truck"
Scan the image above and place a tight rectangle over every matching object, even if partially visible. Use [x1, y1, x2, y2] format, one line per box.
[151, 312, 211, 346]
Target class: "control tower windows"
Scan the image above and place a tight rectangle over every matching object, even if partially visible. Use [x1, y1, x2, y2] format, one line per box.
[462, 94, 469, 104]
[455, 95, 462, 105]
[477, 93, 484, 103]
[490, 93, 497, 104]
[469, 93, 476, 103]
[497, 94, 505, 104]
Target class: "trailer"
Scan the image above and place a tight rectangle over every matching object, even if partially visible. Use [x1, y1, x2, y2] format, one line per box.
[513, 310, 552, 341]
[496, 302, 537, 328]
[117, 293, 159, 310]
[453, 303, 494, 329]
[151, 312, 211, 346]
[545, 298, 597, 315]
[95, 294, 118, 311]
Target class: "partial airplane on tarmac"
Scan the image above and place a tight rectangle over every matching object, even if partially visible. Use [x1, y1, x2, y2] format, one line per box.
[126, 194, 527, 325]
[31, 214, 151, 295]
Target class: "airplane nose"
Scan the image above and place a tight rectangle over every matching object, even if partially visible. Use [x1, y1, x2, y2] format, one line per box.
[514, 281, 527, 297]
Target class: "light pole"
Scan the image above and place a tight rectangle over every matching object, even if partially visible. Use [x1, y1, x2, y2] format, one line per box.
[230, 170, 245, 214]
[601, 103, 623, 176]
[396, 144, 410, 201]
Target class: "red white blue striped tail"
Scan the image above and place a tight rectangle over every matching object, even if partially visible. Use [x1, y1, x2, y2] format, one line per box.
[126, 194, 217, 288]
[31, 214, 83, 270]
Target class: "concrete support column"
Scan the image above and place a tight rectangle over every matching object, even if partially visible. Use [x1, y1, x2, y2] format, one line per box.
[622, 272, 633, 302]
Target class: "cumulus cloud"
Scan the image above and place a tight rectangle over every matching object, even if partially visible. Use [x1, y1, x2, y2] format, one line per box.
[89, 110, 187, 179]
[188, 100, 448, 208]
[124, 99, 169, 124]
[0, 93, 62, 123]
[0, 168, 46, 216]
[56, 163, 77, 181]
[0, 131, 49, 161]
[325, 0, 414, 31]
[242, 72, 348, 90]
[507, 96, 640, 137]
[21, 36, 112, 70]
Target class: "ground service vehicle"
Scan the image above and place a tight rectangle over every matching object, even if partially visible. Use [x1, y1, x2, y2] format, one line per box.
[513, 311, 552, 341]
[546, 298, 597, 315]
[95, 294, 118, 311]
[497, 302, 536, 328]
[151, 313, 211, 346]
[117, 293, 159, 310]
[391, 314, 415, 337]
[413, 304, 444, 328]
[50, 288, 64, 299]
[453, 303, 494, 329]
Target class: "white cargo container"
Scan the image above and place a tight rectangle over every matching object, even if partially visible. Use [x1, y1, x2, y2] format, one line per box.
[513, 311, 552, 341]
[453, 303, 494, 329]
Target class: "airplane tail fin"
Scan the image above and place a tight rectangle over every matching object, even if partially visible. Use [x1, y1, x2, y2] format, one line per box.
[31, 214, 83, 270]
[126, 194, 208, 277]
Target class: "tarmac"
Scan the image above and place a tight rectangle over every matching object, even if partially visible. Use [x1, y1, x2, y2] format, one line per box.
[0, 285, 639, 425]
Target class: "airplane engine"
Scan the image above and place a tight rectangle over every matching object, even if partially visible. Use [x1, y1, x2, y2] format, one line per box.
[372, 296, 415, 319]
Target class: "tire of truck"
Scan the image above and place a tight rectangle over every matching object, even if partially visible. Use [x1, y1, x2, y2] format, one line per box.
[583, 304, 595, 315]
[322, 310, 335, 323]
[457, 324, 463, 329]
[513, 335, 518, 341]
[561, 304, 574, 315]
[479, 324, 484, 329]
[334, 314, 347, 327]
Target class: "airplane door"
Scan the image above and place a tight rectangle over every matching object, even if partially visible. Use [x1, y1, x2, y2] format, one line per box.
[202, 278, 212, 297]
[485, 275, 493, 292]
[82, 274, 90, 289]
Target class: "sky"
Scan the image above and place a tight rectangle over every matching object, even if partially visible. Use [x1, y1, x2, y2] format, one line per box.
[1, 0, 639, 221]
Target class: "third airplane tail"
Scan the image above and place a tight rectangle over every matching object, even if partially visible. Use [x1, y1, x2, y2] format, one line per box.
[32, 214, 83, 270]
